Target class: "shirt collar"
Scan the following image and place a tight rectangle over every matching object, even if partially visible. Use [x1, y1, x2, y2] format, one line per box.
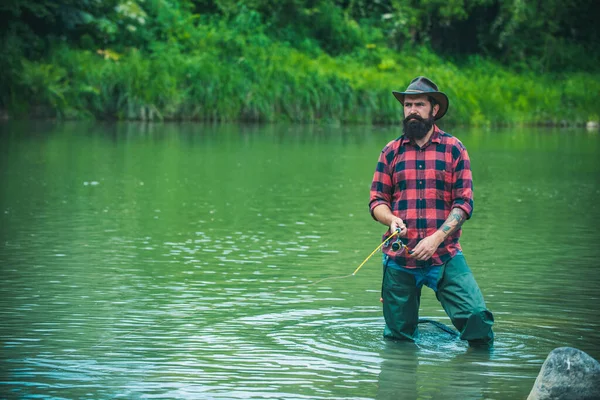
[400, 124, 442, 146]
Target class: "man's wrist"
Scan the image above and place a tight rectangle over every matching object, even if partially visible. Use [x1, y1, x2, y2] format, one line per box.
[433, 230, 446, 245]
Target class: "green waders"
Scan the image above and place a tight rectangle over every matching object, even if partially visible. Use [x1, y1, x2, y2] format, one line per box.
[382, 254, 494, 347]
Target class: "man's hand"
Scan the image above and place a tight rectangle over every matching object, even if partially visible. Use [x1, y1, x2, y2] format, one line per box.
[372, 205, 407, 237]
[408, 232, 444, 260]
[390, 217, 407, 237]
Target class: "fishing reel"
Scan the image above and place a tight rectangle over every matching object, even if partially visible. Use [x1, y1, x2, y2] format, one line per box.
[392, 236, 410, 252]
[385, 228, 409, 253]
[391, 238, 405, 252]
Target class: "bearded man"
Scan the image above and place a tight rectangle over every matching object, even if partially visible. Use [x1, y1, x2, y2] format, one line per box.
[369, 76, 494, 347]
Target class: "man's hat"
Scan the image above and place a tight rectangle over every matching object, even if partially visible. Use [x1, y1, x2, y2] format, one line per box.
[392, 76, 449, 120]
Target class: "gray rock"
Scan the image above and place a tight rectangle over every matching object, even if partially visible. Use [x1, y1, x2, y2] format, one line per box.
[528, 347, 600, 400]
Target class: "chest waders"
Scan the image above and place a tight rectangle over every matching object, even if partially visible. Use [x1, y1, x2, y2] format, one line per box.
[381, 254, 494, 347]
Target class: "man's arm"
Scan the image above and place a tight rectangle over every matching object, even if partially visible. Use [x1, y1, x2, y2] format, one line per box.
[372, 204, 407, 236]
[408, 207, 467, 261]
[369, 143, 408, 235]
[439, 207, 468, 238]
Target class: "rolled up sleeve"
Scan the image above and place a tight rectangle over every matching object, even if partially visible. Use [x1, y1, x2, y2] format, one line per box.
[369, 147, 393, 219]
[451, 146, 474, 219]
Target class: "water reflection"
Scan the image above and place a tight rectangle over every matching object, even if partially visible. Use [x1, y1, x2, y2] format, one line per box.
[376, 325, 483, 399]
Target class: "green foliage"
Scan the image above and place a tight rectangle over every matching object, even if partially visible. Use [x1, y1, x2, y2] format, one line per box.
[339, 0, 600, 73]
[1, 0, 599, 124]
[18, 59, 68, 116]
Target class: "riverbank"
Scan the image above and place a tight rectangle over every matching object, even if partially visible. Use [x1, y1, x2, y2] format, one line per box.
[3, 16, 599, 126]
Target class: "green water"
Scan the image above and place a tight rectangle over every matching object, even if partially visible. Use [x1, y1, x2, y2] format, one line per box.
[1, 121, 599, 399]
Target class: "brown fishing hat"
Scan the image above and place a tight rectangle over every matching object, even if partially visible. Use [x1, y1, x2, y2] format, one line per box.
[392, 76, 449, 120]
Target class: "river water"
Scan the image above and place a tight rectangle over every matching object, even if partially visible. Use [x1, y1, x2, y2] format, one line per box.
[1, 121, 599, 399]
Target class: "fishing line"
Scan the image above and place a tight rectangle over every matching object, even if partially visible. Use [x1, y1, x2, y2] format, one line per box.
[276, 230, 406, 293]
[273, 273, 355, 294]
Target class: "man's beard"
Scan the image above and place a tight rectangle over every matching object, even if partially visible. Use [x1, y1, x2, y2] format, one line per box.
[403, 112, 434, 140]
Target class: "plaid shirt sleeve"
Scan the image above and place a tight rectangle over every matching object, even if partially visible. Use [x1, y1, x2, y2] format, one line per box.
[369, 141, 395, 219]
[451, 142, 474, 219]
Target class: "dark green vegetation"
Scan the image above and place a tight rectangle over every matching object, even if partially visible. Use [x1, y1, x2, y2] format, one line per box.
[1, 0, 599, 125]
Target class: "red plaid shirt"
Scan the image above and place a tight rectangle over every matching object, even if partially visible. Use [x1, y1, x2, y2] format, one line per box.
[369, 126, 473, 268]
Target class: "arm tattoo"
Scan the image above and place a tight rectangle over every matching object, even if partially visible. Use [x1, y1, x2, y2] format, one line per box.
[440, 208, 467, 237]
[450, 209, 466, 224]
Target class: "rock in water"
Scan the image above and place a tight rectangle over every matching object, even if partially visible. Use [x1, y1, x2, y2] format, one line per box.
[528, 347, 600, 400]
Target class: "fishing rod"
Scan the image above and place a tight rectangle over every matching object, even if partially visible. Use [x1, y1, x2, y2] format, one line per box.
[352, 229, 412, 276]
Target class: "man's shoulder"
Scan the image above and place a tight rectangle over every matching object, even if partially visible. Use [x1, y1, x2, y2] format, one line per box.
[381, 137, 402, 153]
[438, 129, 467, 152]
[378, 137, 403, 166]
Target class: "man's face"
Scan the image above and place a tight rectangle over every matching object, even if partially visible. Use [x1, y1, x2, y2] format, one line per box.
[402, 94, 438, 140]
[403, 94, 435, 120]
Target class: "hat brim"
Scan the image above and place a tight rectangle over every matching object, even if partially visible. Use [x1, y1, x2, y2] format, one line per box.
[392, 91, 449, 120]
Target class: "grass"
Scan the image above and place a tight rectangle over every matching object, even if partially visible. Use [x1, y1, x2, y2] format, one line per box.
[6, 20, 600, 126]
